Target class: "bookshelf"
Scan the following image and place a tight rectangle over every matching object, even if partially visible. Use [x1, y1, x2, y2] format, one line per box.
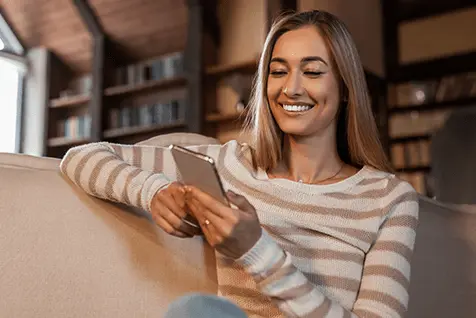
[41, 0, 208, 158]
[104, 77, 187, 97]
[382, 0, 476, 196]
[50, 95, 90, 109]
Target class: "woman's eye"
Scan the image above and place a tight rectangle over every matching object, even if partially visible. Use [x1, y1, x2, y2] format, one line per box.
[270, 70, 287, 76]
[304, 71, 323, 77]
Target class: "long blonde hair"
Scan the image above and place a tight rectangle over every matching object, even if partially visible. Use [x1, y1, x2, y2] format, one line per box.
[243, 10, 392, 173]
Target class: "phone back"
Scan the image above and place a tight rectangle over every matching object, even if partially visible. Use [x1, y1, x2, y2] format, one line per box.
[170, 145, 229, 206]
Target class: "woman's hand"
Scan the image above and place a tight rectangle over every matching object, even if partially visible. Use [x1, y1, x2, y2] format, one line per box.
[185, 186, 262, 259]
[150, 182, 202, 238]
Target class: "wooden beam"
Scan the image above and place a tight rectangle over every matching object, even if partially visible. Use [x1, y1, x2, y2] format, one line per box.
[266, 0, 297, 31]
[72, 0, 104, 37]
[90, 36, 105, 142]
[184, 0, 205, 133]
[72, 0, 106, 141]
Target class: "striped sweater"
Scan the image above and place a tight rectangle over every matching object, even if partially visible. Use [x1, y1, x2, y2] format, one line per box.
[60, 140, 419, 318]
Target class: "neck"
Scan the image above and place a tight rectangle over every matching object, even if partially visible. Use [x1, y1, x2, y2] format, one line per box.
[277, 128, 343, 183]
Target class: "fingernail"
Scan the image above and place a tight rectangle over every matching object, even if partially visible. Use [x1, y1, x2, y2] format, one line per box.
[227, 190, 237, 197]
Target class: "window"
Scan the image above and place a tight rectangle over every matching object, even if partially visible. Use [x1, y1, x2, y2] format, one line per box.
[0, 49, 21, 153]
[0, 14, 24, 153]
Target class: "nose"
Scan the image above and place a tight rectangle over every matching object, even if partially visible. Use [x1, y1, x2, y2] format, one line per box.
[283, 71, 304, 97]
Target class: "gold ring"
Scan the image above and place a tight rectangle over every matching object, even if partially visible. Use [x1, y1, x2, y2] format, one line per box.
[204, 219, 210, 226]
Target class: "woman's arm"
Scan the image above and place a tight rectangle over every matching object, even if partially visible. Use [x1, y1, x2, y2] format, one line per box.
[60, 142, 218, 213]
[235, 183, 419, 318]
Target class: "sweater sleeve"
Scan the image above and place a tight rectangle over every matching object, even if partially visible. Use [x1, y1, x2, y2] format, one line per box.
[59, 142, 220, 213]
[236, 183, 419, 318]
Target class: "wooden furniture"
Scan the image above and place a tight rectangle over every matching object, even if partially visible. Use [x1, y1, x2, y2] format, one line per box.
[382, 1, 476, 195]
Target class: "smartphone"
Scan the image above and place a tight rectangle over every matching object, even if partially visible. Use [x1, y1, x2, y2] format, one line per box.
[169, 144, 230, 227]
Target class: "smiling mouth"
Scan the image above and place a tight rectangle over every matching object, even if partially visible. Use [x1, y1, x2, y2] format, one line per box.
[280, 103, 314, 112]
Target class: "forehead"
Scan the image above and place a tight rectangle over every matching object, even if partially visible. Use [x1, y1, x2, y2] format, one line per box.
[271, 25, 330, 61]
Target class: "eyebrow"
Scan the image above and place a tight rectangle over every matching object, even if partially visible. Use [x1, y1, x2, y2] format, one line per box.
[270, 56, 328, 66]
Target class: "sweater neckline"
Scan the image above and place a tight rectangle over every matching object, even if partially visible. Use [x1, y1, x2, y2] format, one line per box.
[255, 165, 370, 194]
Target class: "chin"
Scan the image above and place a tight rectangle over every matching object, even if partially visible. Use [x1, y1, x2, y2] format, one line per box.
[276, 120, 318, 137]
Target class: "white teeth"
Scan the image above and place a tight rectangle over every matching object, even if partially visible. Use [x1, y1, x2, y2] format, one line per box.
[282, 104, 312, 112]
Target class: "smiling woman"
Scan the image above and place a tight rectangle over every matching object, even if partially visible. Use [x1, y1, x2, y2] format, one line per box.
[60, 10, 418, 318]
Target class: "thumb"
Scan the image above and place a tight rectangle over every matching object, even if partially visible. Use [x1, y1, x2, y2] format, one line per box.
[226, 190, 256, 214]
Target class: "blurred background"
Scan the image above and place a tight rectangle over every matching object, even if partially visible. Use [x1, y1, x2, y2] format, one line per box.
[0, 0, 475, 205]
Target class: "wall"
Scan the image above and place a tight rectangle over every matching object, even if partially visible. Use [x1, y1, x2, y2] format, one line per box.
[399, 7, 476, 64]
[299, 0, 385, 77]
[22, 47, 49, 156]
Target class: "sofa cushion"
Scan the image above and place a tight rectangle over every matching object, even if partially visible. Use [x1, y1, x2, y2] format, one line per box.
[0, 154, 217, 317]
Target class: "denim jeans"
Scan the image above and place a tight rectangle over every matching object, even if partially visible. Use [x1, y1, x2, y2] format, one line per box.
[164, 293, 248, 318]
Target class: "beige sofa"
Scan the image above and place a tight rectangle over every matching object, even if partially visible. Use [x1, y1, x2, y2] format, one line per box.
[0, 133, 475, 318]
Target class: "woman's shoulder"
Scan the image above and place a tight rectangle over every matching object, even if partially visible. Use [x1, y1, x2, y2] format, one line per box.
[360, 166, 418, 198]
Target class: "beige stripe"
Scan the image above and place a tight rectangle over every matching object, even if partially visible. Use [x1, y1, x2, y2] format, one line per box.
[357, 290, 407, 317]
[357, 177, 385, 186]
[153, 147, 163, 173]
[233, 142, 255, 173]
[304, 273, 361, 293]
[326, 226, 376, 245]
[266, 224, 372, 256]
[88, 155, 117, 196]
[371, 240, 413, 263]
[132, 146, 142, 167]
[270, 239, 364, 264]
[325, 178, 401, 200]
[219, 284, 268, 301]
[271, 281, 315, 300]
[59, 147, 82, 173]
[218, 153, 417, 220]
[363, 265, 410, 291]
[122, 169, 142, 205]
[73, 149, 107, 186]
[104, 162, 130, 201]
[353, 308, 381, 318]
[304, 296, 331, 318]
[257, 260, 295, 285]
[384, 215, 418, 230]
[110, 144, 123, 157]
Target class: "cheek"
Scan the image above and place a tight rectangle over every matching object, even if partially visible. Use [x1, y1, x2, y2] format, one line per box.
[266, 78, 282, 100]
[306, 78, 340, 102]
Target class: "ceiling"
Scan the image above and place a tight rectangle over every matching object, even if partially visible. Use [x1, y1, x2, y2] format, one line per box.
[1, 0, 188, 73]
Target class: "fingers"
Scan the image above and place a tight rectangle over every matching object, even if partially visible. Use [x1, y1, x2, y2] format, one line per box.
[157, 188, 187, 219]
[185, 186, 233, 221]
[226, 190, 255, 214]
[151, 214, 190, 238]
[186, 198, 222, 246]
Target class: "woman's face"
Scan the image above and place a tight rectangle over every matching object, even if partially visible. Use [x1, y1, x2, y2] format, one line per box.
[267, 25, 341, 138]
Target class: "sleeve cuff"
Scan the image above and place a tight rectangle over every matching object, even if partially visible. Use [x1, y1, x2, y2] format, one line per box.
[236, 230, 286, 280]
[145, 174, 171, 212]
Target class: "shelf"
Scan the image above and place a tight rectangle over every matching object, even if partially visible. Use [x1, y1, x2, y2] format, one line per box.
[389, 96, 476, 115]
[205, 59, 258, 77]
[50, 95, 90, 108]
[391, 52, 476, 83]
[396, 166, 431, 173]
[104, 77, 187, 97]
[103, 121, 186, 139]
[390, 134, 432, 144]
[206, 112, 244, 123]
[48, 137, 90, 148]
